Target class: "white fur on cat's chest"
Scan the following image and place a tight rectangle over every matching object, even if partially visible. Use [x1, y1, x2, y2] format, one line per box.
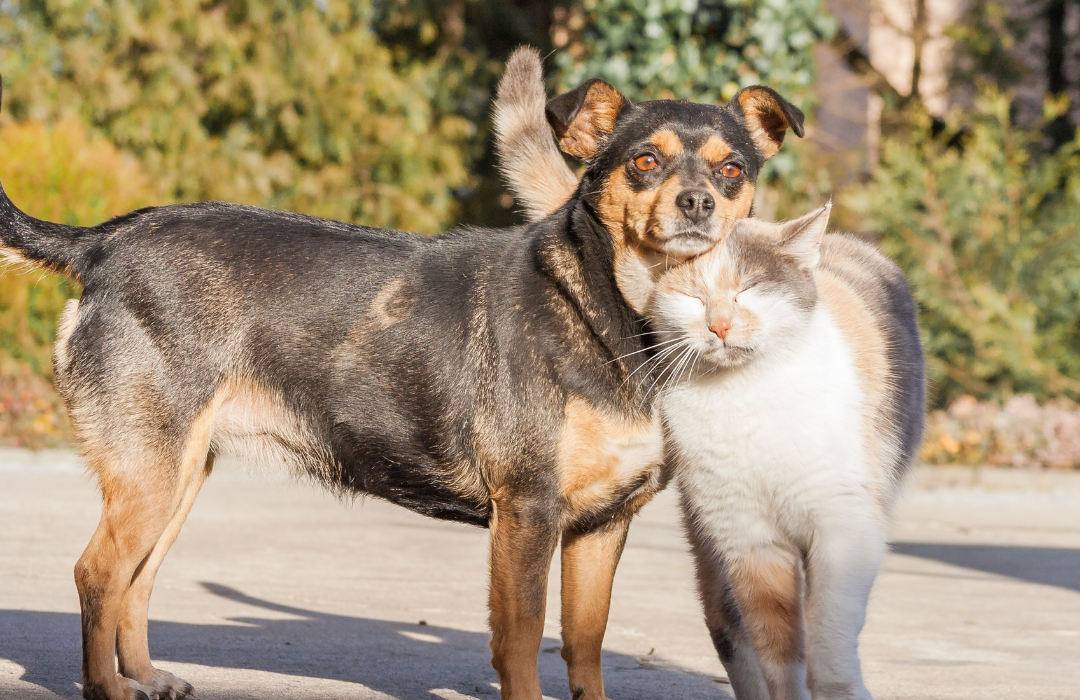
[666, 304, 875, 543]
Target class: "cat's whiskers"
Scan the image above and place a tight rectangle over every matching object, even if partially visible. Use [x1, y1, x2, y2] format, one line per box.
[666, 344, 702, 394]
[646, 342, 696, 400]
[620, 338, 690, 392]
[669, 343, 699, 389]
[606, 336, 684, 365]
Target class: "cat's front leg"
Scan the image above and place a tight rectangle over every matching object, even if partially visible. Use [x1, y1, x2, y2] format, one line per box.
[684, 517, 771, 700]
[803, 514, 886, 700]
[726, 546, 810, 700]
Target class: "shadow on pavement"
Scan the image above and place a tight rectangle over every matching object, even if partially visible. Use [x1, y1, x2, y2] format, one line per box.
[892, 542, 1080, 593]
[0, 583, 732, 700]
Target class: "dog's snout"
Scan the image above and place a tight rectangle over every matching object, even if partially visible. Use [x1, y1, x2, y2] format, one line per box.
[676, 190, 715, 223]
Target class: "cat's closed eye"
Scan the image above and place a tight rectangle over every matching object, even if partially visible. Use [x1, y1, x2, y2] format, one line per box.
[735, 281, 759, 301]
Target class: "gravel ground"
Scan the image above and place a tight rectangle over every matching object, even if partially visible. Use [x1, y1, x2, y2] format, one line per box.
[1, 449, 1078, 700]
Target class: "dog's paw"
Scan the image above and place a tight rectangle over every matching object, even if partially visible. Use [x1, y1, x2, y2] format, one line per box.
[124, 677, 157, 700]
[145, 668, 195, 699]
[125, 670, 194, 700]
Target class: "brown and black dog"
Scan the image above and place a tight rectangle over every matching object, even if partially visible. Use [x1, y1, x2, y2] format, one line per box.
[0, 47, 801, 700]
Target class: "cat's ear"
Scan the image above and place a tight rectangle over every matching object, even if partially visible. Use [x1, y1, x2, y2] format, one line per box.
[546, 79, 630, 160]
[779, 201, 831, 268]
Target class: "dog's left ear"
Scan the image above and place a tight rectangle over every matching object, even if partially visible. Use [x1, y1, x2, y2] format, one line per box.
[730, 86, 805, 160]
[546, 79, 630, 160]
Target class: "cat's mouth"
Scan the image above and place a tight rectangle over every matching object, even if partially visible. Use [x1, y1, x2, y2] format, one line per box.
[701, 342, 754, 367]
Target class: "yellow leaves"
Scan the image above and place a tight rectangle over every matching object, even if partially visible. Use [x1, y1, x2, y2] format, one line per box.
[0, 116, 164, 225]
[0, 116, 162, 390]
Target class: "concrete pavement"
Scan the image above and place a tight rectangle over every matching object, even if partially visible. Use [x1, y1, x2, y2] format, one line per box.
[1, 450, 1078, 700]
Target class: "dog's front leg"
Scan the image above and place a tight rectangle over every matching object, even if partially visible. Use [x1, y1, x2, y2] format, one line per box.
[559, 516, 630, 700]
[488, 494, 558, 700]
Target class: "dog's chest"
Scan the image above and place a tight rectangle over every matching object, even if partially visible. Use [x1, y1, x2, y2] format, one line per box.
[556, 397, 665, 519]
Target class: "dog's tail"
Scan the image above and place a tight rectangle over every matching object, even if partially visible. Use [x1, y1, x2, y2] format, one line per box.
[0, 77, 103, 281]
[493, 47, 579, 222]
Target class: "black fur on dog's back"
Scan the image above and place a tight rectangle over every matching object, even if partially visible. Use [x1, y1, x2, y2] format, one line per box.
[27, 198, 656, 527]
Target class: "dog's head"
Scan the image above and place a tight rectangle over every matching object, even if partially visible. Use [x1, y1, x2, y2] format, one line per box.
[537, 78, 804, 311]
[548, 81, 802, 258]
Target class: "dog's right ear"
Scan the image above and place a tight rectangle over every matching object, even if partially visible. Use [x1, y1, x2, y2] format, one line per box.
[546, 79, 629, 161]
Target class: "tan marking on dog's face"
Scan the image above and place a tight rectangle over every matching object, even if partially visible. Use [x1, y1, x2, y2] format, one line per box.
[557, 397, 664, 519]
[368, 278, 414, 330]
[599, 167, 683, 312]
[727, 552, 804, 665]
[699, 135, 733, 164]
[649, 129, 683, 158]
[723, 181, 756, 227]
[598, 160, 756, 313]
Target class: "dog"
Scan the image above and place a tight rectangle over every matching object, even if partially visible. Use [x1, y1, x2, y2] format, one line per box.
[494, 51, 826, 699]
[0, 47, 801, 700]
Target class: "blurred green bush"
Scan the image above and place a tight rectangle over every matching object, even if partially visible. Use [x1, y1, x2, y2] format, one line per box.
[0, 0, 472, 235]
[851, 92, 1080, 407]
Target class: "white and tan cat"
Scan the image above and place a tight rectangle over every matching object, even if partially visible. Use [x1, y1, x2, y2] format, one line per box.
[652, 204, 925, 700]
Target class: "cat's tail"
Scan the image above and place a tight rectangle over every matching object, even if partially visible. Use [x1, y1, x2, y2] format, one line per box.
[0, 77, 102, 281]
[493, 47, 579, 222]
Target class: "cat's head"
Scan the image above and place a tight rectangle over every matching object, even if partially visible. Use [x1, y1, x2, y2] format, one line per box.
[649, 203, 830, 369]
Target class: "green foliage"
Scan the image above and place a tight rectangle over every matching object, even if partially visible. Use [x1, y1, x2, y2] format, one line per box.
[946, 0, 1027, 90]
[0, 0, 473, 234]
[851, 92, 1080, 406]
[370, 0, 557, 227]
[552, 0, 835, 106]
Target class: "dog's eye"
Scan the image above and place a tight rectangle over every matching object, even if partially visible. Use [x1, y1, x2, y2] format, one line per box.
[718, 163, 742, 178]
[634, 154, 658, 171]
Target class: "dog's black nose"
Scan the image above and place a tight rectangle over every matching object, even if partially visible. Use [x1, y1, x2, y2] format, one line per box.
[676, 190, 715, 223]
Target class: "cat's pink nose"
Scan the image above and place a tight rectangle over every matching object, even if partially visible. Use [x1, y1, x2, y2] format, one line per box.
[710, 319, 732, 340]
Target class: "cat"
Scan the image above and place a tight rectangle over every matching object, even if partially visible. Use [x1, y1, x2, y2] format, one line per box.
[649, 203, 925, 700]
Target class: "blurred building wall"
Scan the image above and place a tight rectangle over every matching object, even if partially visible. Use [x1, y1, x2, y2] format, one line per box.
[813, 0, 1079, 175]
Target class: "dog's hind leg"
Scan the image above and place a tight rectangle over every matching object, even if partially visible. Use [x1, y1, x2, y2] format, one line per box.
[559, 516, 630, 700]
[114, 448, 214, 699]
[488, 494, 559, 700]
[76, 454, 181, 700]
[76, 404, 218, 700]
